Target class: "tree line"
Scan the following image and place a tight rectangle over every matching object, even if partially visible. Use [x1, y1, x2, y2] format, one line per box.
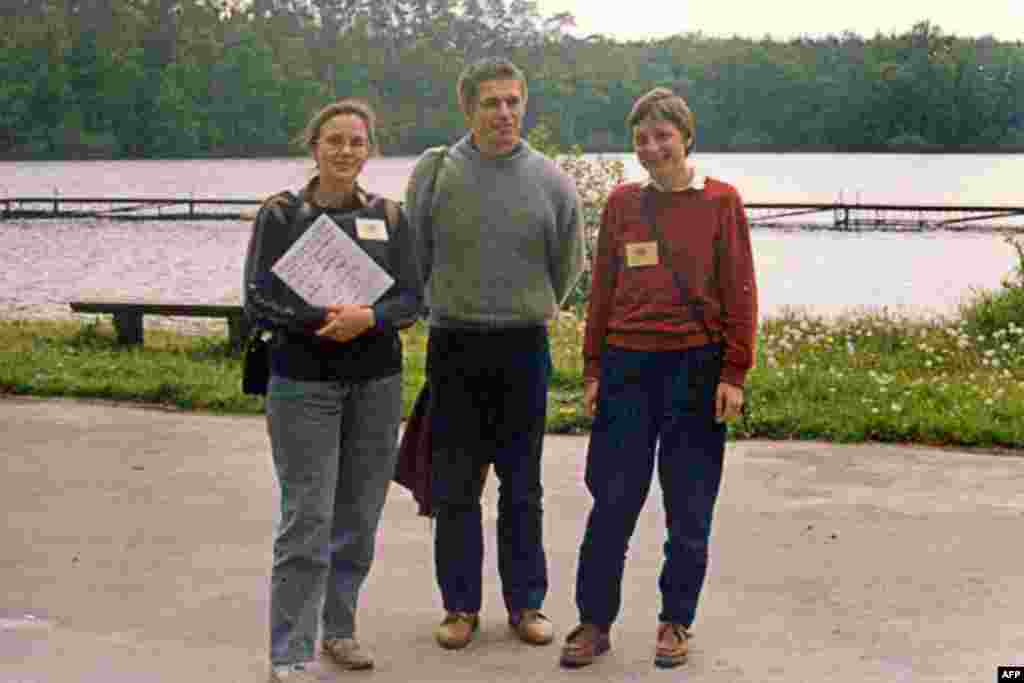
[2, 0, 1023, 159]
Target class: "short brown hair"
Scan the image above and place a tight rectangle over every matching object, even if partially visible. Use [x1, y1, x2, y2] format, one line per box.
[298, 99, 378, 154]
[626, 88, 696, 152]
[457, 57, 528, 115]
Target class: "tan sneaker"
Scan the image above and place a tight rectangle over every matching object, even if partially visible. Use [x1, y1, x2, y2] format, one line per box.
[654, 623, 690, 668]
[323, 637, 374, 670]
[435, 612, 479, 649]
[509, 609, 554, 645]
[268, 662, 321, 682]
[559, 623, 610, 668]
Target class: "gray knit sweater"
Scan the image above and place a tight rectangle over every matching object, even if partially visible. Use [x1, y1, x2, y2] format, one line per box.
[404, 135, 584, 328]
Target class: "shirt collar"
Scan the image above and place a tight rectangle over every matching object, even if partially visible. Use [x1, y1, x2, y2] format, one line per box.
[647, 162, 706, 193]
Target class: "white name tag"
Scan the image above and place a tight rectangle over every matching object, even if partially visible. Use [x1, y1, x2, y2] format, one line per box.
[356, 218, 388, 241]
[626, 241, 659, 267]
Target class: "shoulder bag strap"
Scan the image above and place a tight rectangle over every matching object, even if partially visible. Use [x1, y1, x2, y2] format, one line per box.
[367, 192, 400, 232]
[426, 146, 447, 229]
[382, 197, 400, 230]
[421, 146, 448, 288]
[430, 146, 448, 201]
[641, 186, 720, 344]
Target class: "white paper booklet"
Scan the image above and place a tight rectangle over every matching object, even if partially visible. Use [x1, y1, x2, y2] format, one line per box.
[271, 214, 394, 307]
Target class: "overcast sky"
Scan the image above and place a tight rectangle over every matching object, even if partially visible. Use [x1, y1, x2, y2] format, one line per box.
[533, 0, 1024, 42]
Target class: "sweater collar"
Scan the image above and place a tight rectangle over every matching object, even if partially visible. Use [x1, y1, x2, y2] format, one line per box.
[647, 162, 706, 193]
[460, 134, 527, 162]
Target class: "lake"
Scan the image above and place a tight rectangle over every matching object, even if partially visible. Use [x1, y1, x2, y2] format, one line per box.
[2, 153, 1023, 321]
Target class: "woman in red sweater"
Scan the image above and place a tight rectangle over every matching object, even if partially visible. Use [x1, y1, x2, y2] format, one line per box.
[560, 88, 758, 670]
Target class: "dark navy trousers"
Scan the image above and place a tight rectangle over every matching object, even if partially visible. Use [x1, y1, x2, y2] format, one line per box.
[575, 343, 727, 629]
[427, 326, 551, 614]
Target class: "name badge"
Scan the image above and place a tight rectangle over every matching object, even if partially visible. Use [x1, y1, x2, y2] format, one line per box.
[356, 218, 388, 241]
[626, 241, 659, 267]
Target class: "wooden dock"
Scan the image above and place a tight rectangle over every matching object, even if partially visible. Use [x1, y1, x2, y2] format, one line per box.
[1, 196, 262, 221]
[3, 196, 1024, 231]
[744, 202, 1024, 231]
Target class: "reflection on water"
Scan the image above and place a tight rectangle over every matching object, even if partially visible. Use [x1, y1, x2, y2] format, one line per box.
[2, 155, 1021, 320]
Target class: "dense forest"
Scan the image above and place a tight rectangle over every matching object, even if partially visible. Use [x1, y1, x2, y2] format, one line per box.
[2, 0, 1023, 158]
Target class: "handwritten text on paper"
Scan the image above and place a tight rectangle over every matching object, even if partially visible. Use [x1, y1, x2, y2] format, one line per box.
[271, 214, 394, 307]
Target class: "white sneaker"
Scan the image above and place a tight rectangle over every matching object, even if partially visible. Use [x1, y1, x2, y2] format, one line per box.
[268, 662, 320, 682]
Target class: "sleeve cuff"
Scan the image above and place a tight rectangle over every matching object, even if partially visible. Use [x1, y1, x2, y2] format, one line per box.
[720, 364, 748, 388]
[300, 307, 329, 332]
[371, 303, 388, 333]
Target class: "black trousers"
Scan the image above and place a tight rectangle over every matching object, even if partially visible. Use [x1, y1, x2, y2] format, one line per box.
[427, 325, 551, 613]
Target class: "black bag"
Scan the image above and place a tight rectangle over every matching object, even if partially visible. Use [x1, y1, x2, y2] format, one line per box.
[241, 329, 271, 395]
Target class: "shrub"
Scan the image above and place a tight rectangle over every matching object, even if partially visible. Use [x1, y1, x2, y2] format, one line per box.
[885, 133, 939, 151]
[1000, 128, 1024, 150]
[728, 129, 775, 150]
[960, 233, 1024, 338]
[527, 120, 625, 313]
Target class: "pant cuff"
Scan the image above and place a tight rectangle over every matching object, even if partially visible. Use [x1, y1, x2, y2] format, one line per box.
[321, 630, 355, 640]
[578, 615, 613, 631]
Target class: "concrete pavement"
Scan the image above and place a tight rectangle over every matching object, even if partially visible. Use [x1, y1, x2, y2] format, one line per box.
[2, 396, 1023, 682]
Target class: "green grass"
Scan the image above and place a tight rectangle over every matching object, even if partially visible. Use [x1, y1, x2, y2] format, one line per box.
[4, 304, 1024, 449]
[0, 318, 432, 418]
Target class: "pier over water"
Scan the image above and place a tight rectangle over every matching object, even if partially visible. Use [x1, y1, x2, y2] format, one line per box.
[4, 195, 1024, 231]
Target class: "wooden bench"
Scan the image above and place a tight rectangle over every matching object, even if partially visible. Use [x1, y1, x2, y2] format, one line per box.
[69, 301, 250, 349]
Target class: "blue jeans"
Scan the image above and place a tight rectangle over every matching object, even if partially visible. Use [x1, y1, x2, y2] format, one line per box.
[265, 373, 402, 665]
[427, 326, 551, 614]
[575, 344, 726, 629]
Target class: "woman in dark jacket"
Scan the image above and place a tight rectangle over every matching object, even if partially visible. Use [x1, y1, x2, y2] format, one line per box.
[243, 99, 422, 682]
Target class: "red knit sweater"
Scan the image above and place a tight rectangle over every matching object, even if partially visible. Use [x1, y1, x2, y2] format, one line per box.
[583, 179, 758, 387]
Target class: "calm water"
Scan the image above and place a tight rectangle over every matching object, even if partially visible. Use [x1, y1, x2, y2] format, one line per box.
[6, 153, 1024, 205]
[3, 154, 1023, 318]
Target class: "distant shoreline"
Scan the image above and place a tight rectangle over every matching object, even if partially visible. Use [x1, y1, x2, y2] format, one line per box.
[4, 145, 1024, 162]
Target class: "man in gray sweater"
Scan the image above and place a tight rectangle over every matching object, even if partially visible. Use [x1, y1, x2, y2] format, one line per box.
[405, 56, 584, 651]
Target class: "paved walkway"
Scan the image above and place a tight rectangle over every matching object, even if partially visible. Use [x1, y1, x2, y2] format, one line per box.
[2, 396, 1023, 682]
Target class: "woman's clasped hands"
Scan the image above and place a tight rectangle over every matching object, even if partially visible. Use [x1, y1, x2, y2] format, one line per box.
[316, 303, 375, 343]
